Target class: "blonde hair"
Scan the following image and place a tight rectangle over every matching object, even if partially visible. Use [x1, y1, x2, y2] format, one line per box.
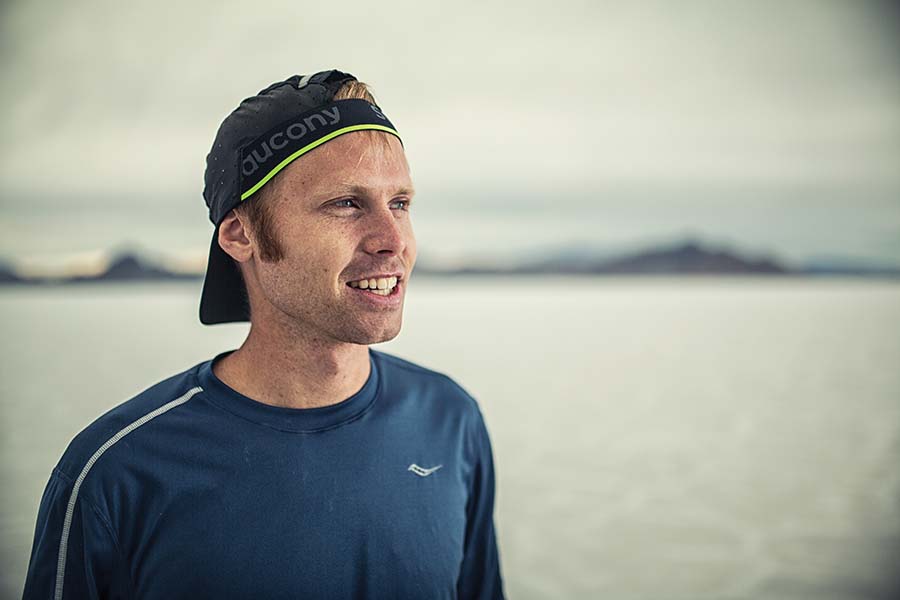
[333, 80, 395, 153]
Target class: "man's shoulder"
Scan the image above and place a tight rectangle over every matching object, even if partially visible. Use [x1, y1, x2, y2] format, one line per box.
[55, 360, 207, 482]
[371, 349, 483, 415]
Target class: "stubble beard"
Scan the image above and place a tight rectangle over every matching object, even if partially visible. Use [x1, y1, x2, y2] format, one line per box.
[270, 286, 405, 347]
[294, 314, 402, 347]
[322, 298, 405, 346]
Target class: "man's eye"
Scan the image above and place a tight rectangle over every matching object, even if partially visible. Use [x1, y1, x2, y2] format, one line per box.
[391, 199, 410, 211]
[333, 199, 358, 208]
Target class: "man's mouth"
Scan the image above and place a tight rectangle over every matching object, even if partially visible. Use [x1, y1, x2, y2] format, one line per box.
[346, 275, 400, 296]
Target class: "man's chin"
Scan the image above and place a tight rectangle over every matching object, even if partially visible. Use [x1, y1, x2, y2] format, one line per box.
[365, 327, 402, 345]
[341, 320, 403, 346]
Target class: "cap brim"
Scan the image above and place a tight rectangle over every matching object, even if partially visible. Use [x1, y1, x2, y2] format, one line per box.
[199, 225, 250, 325]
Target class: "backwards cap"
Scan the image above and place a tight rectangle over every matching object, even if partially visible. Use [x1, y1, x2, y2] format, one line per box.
[199, 70, 401, 324]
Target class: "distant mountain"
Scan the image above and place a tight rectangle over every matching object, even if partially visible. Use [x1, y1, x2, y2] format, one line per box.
[421, 240, 792, 276]
[0, 260, 23, 283]
[599, 241, 787, 275]
[1, 252, 202, 285]
[68, 253, 199, 283]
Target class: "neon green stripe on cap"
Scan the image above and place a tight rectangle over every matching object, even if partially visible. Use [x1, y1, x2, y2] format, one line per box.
[240, 124, 401, 202]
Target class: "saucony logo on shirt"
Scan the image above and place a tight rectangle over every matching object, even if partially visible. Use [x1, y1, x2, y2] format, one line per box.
[408, 464, 443, 477]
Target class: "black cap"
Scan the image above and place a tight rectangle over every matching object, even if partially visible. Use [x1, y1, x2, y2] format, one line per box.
[199, 70, 400, 324]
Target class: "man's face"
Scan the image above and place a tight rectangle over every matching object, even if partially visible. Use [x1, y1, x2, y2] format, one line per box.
[245, 131, 416, 345]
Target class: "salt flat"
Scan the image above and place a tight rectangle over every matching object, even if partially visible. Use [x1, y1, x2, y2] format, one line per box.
[2, 277, 898, 599]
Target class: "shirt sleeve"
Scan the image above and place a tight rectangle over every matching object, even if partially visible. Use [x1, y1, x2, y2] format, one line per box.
[456, 407, 505, 600]
[22, 469, 130, 600]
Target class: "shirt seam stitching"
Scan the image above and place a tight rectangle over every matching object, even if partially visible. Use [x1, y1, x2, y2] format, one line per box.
[52, 469, 124, 563]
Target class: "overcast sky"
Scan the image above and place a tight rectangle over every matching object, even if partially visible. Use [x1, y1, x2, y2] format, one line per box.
[1, 0, 898, 270]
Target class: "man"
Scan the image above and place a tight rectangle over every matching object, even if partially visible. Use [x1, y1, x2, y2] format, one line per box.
[23, 70, 504, 599]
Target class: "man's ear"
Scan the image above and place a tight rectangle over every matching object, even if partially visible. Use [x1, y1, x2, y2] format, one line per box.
[218, 210, 254, 264]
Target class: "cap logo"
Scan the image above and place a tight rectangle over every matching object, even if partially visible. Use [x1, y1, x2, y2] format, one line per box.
[370, 104, 388, 121]
[242, 107, 341, 176]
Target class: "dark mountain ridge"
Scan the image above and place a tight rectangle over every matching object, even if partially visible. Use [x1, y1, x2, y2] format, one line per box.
[2, 240, 898, 285]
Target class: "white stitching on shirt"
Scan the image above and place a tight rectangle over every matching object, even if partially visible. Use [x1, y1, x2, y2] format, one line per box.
[54, 386, 203, 600]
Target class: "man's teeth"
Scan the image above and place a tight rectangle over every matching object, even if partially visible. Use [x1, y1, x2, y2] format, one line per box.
[348, 276, 399, 295]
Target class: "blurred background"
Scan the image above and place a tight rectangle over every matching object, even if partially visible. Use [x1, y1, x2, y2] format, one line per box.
[1, 0, 899, 598]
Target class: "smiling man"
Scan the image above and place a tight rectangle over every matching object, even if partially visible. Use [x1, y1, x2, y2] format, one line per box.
[23, 70, 504, 599]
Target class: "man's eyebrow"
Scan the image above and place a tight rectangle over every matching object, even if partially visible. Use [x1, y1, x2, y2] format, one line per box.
[331, 183, 416, 197]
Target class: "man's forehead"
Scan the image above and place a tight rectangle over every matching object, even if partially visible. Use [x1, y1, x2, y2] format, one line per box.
[276, 133, 413, 197]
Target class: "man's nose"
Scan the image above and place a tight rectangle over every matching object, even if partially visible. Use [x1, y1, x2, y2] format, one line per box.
[362, 206, 407, 256]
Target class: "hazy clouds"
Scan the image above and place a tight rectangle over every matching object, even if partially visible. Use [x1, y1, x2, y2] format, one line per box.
[1, 0, 898, 264]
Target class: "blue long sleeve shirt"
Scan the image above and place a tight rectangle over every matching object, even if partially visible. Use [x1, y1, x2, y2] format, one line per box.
[23, 349, 504, 599]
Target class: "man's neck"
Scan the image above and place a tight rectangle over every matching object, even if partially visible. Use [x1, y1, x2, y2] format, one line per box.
[211, 322, 371, 410]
